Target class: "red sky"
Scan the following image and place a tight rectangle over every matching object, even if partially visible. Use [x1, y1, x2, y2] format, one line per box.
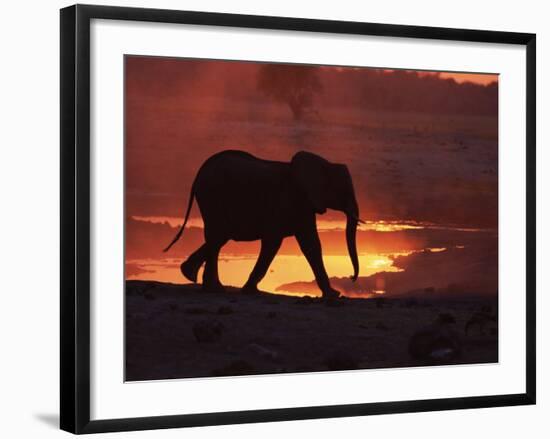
[124, 56, 498, 295]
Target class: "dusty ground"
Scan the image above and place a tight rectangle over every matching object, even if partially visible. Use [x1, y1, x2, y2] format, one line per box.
[125, 280, 498, 381]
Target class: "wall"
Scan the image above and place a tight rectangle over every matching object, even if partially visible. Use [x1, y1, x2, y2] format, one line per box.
[0, 0, 546, 437]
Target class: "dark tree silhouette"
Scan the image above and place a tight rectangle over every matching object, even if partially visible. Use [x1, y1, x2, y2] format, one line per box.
[257, 64, 323, 120]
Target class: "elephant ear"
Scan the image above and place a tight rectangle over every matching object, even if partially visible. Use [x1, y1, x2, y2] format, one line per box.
[291, 151, 328, 214]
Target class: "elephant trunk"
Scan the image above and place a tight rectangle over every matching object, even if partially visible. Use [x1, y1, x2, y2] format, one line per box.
[346, 208, 360, 282]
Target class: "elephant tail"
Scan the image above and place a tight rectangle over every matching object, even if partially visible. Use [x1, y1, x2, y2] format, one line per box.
[163, 184, 195, 252]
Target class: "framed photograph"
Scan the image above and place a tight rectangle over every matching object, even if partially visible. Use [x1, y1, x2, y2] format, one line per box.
[60, 4, 536, 434]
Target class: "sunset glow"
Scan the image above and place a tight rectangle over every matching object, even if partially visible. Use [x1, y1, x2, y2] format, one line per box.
[126, 248, 473, 298]
[126, 252, 402, 296]
[125, 56, 498, 299]
[423, 72, 497, 85]
[439, 73, 498, 85]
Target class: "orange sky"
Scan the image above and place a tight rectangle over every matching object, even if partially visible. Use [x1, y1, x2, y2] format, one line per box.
[339, 67, 497, 85]
[440, 73, 497, 85]
[124, 56, 498, 295]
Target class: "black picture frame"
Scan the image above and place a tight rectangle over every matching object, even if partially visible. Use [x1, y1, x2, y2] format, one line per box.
[60, 4, 536, 434]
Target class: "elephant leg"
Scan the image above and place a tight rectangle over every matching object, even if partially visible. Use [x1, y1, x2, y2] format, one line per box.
[180, 244, 207, 283]
[295, 227, 340, 300]
[202, 239, 227, 293]
[242, 237, 282, 294]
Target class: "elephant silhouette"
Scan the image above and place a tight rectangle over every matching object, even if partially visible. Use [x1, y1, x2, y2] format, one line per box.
[164, 150, 361, 299]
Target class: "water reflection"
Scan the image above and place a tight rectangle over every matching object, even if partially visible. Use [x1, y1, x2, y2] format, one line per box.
[126, 251, 419, 297]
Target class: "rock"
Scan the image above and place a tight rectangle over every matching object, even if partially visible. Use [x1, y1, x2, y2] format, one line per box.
[217, 305, 234, 315]
[437, 313, 456, 324]
[128, 285, 153, 297]
[126, 285, 140, 296]
[325, 350, 359, 371]
[247, 343, 280, 362]
[211, 360, 255, 377]
[408, 315, 462, 364]
[185, 307, 209, 315]
[464, 311, 497, 336]
[294, 296, 315, 305]
[192, 320, 224, 343]
[324, 298, 345, 307]
[128, 312, 147, 320]
[250, 336, 282, 347]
